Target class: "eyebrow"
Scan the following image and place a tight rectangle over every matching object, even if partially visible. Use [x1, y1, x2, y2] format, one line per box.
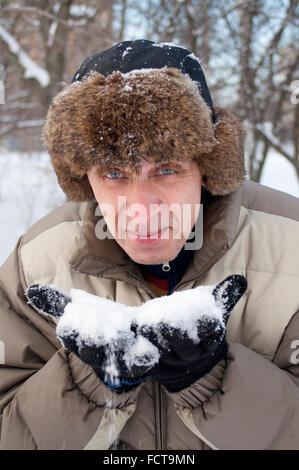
[93, 160, 189, 176]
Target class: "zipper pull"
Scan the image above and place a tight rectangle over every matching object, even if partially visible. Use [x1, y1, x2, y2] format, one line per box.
[162, 261, 171, 272]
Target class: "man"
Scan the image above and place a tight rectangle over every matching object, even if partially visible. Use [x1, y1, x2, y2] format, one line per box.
[0, 39, 298, 450]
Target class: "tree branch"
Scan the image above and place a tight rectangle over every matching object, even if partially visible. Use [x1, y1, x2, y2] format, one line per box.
[0, 24, 50, 87]
[255, 0, 295, 73]
[2, 6, 88, 27]
[0, 119, 44, 137]
[255, 126, 294, 163]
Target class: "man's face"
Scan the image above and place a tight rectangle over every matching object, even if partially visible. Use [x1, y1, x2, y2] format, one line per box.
[87, 159, 203, 265]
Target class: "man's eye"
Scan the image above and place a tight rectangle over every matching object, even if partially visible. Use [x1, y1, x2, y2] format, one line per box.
[157, 168, 176, 176]
[106, 170, 122, 179]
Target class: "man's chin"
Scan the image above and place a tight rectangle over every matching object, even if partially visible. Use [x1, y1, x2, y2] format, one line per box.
[119, 241, 184, 266]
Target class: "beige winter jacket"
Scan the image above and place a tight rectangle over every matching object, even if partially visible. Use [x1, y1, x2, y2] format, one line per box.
[0, 179, 298, 450]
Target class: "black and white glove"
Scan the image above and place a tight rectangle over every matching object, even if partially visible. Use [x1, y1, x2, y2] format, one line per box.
[139, 274, 247, 392]
[25, 274, 247, 394]
[25, 285, 157, 393]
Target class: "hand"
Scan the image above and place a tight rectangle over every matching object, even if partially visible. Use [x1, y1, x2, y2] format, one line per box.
[25, 285, 158, 392]
[25, 274, 247, 394]
[138, 274, 247, 392]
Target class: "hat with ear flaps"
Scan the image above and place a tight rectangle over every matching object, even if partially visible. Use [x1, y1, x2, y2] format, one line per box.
[41, 39, 246, 201]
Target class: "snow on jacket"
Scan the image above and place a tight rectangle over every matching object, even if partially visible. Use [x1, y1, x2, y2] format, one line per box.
[0, 179, 298, 450]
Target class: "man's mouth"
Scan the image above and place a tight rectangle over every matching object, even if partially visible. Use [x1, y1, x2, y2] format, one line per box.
[127, 227, 170, 240]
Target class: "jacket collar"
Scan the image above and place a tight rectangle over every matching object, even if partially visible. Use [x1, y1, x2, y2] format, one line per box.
[69, 185, 243, 293]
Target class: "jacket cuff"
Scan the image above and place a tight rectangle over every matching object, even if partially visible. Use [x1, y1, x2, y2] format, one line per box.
[94, 368, 149, 394]
[65, 349, 143, 408]
[163, 356, 228, 409]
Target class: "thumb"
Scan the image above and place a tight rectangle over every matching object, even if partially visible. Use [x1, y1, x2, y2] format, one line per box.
[25, 284, 71, 319]
[212, 274, 247, 323]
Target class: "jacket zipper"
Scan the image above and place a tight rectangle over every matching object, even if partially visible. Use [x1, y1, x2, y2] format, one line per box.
[123, 243, 228, 299]
[155, 381, 165, 450]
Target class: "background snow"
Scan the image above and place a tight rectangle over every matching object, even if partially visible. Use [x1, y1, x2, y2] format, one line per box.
[0, 150, 66, 265]
[0, 147, 298, 266]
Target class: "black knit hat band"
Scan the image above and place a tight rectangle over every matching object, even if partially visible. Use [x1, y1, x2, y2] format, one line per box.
[71, 39, 216, 123]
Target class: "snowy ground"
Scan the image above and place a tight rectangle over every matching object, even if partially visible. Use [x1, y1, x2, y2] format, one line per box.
[0, 148, 298, 266]
[0, 150, 66, 266]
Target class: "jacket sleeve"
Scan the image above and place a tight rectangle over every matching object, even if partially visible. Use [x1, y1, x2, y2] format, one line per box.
[0, 237, 141, 450]
[165, 312, 299, 450]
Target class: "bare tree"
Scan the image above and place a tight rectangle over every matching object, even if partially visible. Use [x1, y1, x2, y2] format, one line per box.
[125, 0, 216, 69]
[0, 0, 116, 150]
[121, 0, 298, 184]
[216, 0, 298, 182]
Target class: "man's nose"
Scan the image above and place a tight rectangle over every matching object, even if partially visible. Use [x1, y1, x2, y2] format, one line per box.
[126, 180, 162, 209]
[125, 181, 164, 226]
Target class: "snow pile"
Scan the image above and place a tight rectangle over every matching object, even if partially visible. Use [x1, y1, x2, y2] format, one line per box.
[122, 46, 133, 58]
[186, 52, 202, 65]
[55, 284, 225, 385]
[152, 42, 188, 50]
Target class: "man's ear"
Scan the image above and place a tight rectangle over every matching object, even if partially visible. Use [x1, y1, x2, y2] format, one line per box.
[212, 275, 247, 322]
[25, 284, 72, 319]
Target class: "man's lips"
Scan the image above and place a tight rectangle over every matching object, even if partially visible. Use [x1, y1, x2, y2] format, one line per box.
[127, 227, 170, 238]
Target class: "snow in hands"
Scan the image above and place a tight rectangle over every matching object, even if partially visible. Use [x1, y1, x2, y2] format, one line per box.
[25, 275, 247, 386]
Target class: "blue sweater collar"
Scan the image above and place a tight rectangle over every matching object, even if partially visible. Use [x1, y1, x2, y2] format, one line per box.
[136, 241, 195, 295]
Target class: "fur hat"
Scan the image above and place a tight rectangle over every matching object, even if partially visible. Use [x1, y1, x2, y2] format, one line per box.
[42, 40, 246, 201]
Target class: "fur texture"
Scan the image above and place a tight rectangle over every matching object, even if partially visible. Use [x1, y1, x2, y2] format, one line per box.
[42, 67, 246, 201]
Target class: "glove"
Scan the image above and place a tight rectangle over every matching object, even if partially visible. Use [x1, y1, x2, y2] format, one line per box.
[25, 274, 247, 395]
[138, 274, 247, 392]
[25, 285, 158, 393]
